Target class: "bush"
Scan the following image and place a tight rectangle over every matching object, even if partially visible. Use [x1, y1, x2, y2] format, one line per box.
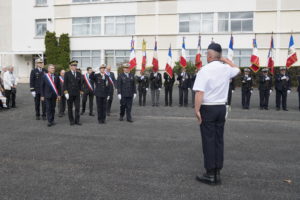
[173, 61, 197, 75]
[58, 33, 70, 72]
[44, 31, 59, 66]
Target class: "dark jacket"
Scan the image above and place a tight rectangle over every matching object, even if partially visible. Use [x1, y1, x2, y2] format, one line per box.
[297, 76, 300, 92]
[241, 75, 253, 91]
[190, 73, 197, 89]
[137, 75, 149, 91]
[30, 68, 47, 93]
[164, 72, 175, 89]
[149, 72, 162, 90]
[63, 71, 82, 96]
[41, 73, 61, 98]
[177, 72, 190, 89]
[275, 73, 291, 91]
[259, 74, 273, 91]
[117, 73, 137, 98]
[91, 73, 110, 98]
[106, 71, 116, 94]
[58, 76, 65, 96]
[229, 78, 235, 91]
[81, 73, 94, 94]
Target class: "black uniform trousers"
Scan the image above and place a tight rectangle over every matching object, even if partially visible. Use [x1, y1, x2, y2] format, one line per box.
[165, 87, 173, 106]
[107, 91, 114, 114]
[276, 90, 287, 110]
[120, 97, 133, 120]
[227, 89, 233, 106]
[67, 95, 80, 123]
[200, 105, 226, 171]
[58, 96, 66, 115]
[241, 89, 251, 109]
[5, 89, 16, 108]
[259, 89, 270, 109]
[34, 93, 46, 117]
[179, 88, 188, 106]
[46, 97, 56, 123]
[82, 91, 94, 114]
[138, 89, 147, 106]
[96, 97, 107, 122]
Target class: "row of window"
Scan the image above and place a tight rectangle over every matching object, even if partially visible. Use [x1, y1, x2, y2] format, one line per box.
[35, 11, 253, 36]
[71, 49, 251, 70]
[35, 0, 122, 6]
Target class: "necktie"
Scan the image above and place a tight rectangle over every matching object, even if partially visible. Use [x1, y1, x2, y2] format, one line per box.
[73, 72, 76, 77]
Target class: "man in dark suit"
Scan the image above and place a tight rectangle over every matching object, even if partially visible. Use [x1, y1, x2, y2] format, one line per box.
[177, 67, 190, 107]
[117, 63, 137, 122]
[258, 68, 273, 110]
[58, 70, 66, 117]
[30, 58, 47, 120]
[241, 68, 253, 109]
[149, 69, 162, 106]
[164, 71, 175, 107]
[105, 65, 116, 116]
[81, 67, 95, 116]
[275, 67, 291, 111]
[137, 71, 149, 106]
[227, 78, 235, 108]
[91, 65, 111, 124]
[41, 64, 61, 127]
[63, 60, 83, 125]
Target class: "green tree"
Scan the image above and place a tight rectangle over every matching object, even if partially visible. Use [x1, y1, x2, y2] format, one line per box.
[44, 31, 59, 66]
[57, 33, 70, 72]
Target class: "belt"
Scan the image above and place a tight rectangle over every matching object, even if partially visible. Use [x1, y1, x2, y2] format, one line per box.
[202, 102, 226, 105]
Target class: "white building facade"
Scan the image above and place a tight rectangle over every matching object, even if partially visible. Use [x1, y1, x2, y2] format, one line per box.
[0, 0, 299, 82]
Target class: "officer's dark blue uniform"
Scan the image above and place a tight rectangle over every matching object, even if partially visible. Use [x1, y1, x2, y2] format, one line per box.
[149, 71, 162, 106]
[241, 68, 253, 109]
[275, 67, 291, 111]
[106, 70, 116, 115]
[177, 69, 190, 107]
[137, 74, 149, 106]
[258, 68, 273, 110]
[164, 72, 175, 107]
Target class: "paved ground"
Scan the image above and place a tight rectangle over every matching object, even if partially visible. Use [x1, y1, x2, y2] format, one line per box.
[0, 84, 299, 200]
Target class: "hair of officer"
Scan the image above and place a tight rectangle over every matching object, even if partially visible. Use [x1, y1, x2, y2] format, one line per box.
[87, 67, 92, 71]
[207, 49, 221, 61]
[47, 64, 55, 69]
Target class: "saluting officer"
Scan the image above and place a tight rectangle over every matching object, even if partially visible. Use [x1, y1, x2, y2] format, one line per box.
[58, 70, 66, 117]
[241, 68, 253, 109]
[41, 64, 61, 127]
[91, 65, 111, 124]
[105, 65, 116, 116]
[163, 71, 175, 107]
[81, 67, 95, 116]
[275, 66, 291, 111]
[64, 60, 83, 126]
[177, 67, 190, 107]
[258, 68, 273, 110]
[30, 58, 47, 120]
[117, 63, 137, 123]
[137, 71, 149, 106]
[227, 78, 235, 108]
[150, 69, 162, 106]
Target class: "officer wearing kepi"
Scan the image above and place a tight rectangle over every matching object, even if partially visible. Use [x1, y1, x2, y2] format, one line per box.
[117, 63, 137, 122]
[64, 60, 83, 125]
[275, 66, 291, 111]
[81, 67, 95, 116]
[258, 68, 273, 110]
[30, 58, 47, 120]
[241, 68, 253, 109]
[149, 69, 162, 106]
[137, 71, 149, 106]
[177, 67, 190, 107]
[163, 71, 175, 107]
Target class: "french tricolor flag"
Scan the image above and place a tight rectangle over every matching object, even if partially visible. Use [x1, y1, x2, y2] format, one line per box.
[267, 36, 275, 75]
[128, 38, 137, 71]
[152, 39, 159, 72]
[195, 35, 202, 70]
[227, 35, 234, 61]
[250, 38, 260, 73]
[141, 39, 147, 73]
[165, 45, 174, 78]
[180, 37, 187, 68]
[286, 35, 298, 69]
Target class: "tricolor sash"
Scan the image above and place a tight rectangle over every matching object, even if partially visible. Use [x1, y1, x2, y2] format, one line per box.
[59, 76, 64, 84]
[105, 72, 114, 88]
[46, 73, 59, 96]
[84, 73, 93, 91]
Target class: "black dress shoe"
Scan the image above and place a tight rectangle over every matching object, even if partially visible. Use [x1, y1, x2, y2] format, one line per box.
[42, 116, 47, 120]
[215, 169, 221, 185]
[51, 122, 56, 126]
[276, 108, 280, 111]
[80, 112, 85, 115]
[195, 173, 216, 185]
[119, 117, 124, 121]
[102, 120, 106, 124]
[75, 122, 82, 126]
[264, 107, 269, 110]
[89, 113, 95, 116]
[36, 116, 41, 120]
[283, 109, 288, 111]
[127, 119, 133, 123]
[58, 114, 63, 117]
[47, 123, 52, 127]
[98, 121, 103, 124]
[70, 122, 75, 126]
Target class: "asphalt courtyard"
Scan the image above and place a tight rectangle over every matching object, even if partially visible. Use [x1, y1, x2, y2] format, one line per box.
[0, 84, 299, 200]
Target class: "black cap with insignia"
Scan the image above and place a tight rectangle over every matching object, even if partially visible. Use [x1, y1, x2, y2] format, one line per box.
[208, 43, 222, 53]
[69, 60, 78, 66]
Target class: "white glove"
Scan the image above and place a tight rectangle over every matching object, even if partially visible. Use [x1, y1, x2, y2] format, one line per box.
[265, 77, 270, 81]
[158, 88, 161, 91]
[146, 88, 148, 91]
[247, 77, 252, 81]
[133, 93, 136, 99]
[269, 90, 272, 94]
[118, 94, 121, 100]
[232, 90, 235, 93]
[281, 76, 286, 80]
[65, 93, 69, 100]
[31, 91, 36, 98]
[287, 90, 291, 94]
[107, 96, 110, 100]
[250, 90, 253, 94]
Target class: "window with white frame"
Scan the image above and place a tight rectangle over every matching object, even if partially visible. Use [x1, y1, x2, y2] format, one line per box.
[218, 12, 253, 32]
[71, 50, 101, 69]
[105, 50, 130, 69]
[72, 17, 101, 36]
[36, 0, 47, 6]
[179, 13, 213, 33]
[105, 16, 135, 35]
[231, 49, 252, 67]
[35, 19, 47, 37]
[186, 49, 208, 66]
